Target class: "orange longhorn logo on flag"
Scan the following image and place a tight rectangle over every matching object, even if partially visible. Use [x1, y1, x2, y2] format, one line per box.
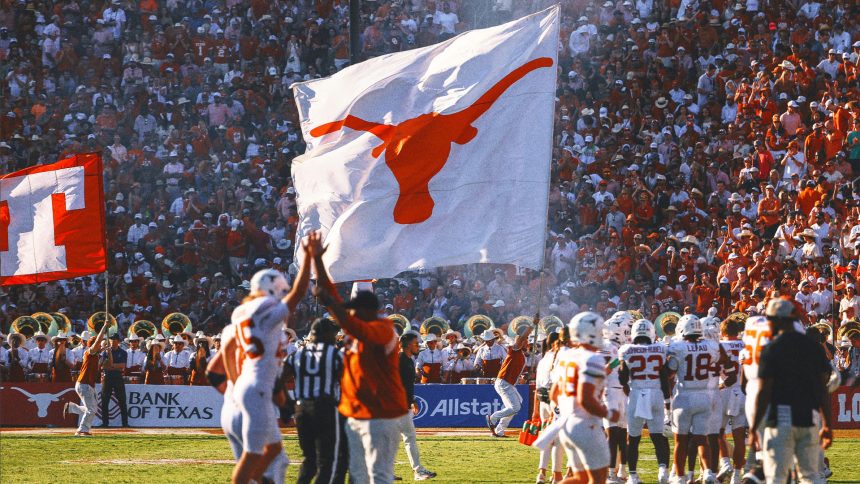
[310, 58, 553, 225]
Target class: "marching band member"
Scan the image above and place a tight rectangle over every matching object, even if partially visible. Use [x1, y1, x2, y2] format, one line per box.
[551, 312, 619, 484]
[144, 337, 168, 385]
[101, 333, 129, 428]
[229, 232, 316, 484]
[64, 320, 110, 436]
[28, 331, 52, 381]
[125, 337, 146, 383]
[70, 331, 91, 376]
[473, 329, 506, 378]
[190, 332, 212, 386]
[164, 335, 191, 384]
[441, 330, 461, 362]
[445, 344, 474, 383]
[50, 332, 73, 383]
[5, 333, 29, 382]
[416, 334, 444, 383]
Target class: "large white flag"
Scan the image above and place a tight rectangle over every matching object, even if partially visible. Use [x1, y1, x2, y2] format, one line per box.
[292, 7, 558, 282]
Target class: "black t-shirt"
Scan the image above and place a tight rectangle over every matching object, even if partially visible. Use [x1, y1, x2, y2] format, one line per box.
[758, 330, 831, 427]
[399, 352, 415, 408]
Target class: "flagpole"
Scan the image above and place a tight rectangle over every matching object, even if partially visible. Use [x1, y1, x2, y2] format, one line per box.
[349, 0, 361, 65]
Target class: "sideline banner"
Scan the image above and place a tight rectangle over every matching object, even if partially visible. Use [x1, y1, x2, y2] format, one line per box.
[832, 385, 860, 430]
[1, 382, 529, 428]
[412, 384, 530, 428]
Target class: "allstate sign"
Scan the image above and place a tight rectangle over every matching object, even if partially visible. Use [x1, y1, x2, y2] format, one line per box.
[412, 384, 529, 428]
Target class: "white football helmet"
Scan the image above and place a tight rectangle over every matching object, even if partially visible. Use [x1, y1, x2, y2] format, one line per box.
[250, 269, 290, 298]
[605, 316, 631, 345]
[702, 316, 720, 341]
[631, 319, 656, 343]
[569, 311, 605, 348]
[677, 314, 702, 338]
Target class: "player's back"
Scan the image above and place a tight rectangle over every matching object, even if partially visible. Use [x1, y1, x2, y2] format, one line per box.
[553, 346, 606, 422]
[231, 295, 289, 386]
[619, 342, 666, 390]
[668, 339, 720, 392]
[719, 339, 745, 387]
[741, 316, 771, 382]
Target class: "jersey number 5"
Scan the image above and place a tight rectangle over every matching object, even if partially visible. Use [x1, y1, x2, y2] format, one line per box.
[237, 319, 265, 359]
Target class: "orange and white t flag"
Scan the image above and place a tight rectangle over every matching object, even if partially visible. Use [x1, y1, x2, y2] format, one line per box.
[292, 7, 558, 282]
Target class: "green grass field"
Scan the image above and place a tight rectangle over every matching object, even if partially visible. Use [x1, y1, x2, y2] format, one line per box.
[1, 432, 860, 483]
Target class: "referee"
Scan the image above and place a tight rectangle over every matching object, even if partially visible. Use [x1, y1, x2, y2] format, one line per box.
[285, 318, 348, 484]
[750, 299, 834, 483]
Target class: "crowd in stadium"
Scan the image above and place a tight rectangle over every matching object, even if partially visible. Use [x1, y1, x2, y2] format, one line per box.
[1, 0, 860, 367]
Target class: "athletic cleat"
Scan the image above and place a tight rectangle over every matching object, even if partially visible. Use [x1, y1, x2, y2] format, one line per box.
[730, 470, 741, 484]
[626, 472, 641, 484]
[535, 472, 546, 484]
[414, 468, 436, 480]
[717, 463, 733, 482]
[607, 470, 620, 483]
[740, 466, 765, 484]
[657, 466, 669, 484]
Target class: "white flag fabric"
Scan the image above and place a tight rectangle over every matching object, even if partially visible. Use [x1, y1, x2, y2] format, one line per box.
[292, 7, 559, 282]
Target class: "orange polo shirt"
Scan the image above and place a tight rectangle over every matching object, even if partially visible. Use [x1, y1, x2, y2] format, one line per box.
[327, 281, 408, 420]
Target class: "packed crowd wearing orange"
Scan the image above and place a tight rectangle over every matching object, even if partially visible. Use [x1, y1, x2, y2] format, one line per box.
[2, 0, 860, 377]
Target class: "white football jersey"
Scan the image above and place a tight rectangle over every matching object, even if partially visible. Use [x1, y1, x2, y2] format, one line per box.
[667, 339, 720, 392]
[619, 342, 667, 390]
[231, 296, 290, 385]
[552, 346, 606, 422]
[601, 343, 622, 389]
[740, 317, 771, 382]
[719, 339, 745, 388]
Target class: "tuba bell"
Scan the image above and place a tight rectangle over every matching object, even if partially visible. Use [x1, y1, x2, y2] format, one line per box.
[128, 320, 158, 340]
[11, 316, 39, 340]
[655, 311, 681, 338]
[32, 312, 54, 335]
[161, 312, 192, 339]
[88, 311, 118, 336]
[464, 314, 494, 338]
[387, 314, 412, 335]
[837, 321, 860, 341]
[49, 312, 72, 337]
[508, 316, 533, 338]
[420, 316, 449, 337]
[538, 315, 563, 336]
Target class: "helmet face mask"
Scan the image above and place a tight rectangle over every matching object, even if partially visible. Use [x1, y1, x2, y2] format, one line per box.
[569, 312, 605, 348]
[250, 269, 289, 298]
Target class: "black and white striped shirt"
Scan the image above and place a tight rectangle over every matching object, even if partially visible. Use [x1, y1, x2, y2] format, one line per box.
[287, 342, 343, 401]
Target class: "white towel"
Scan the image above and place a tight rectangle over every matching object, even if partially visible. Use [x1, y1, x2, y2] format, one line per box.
[531, 415, 569, 450]
[634, 390, 653, 420]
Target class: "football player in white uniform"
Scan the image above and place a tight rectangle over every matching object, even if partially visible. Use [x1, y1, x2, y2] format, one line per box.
[700, 315, 727, 483]
[533, 330, 565, 484]
[716, 318, 747, 484]
[551, 312, 619, 484]
[603, 314, 631, 483]
[229, 233, 318, 484]
[739, 315, 771, 481]
[618, 319, 671, 484]
[663, 314, 731, 484]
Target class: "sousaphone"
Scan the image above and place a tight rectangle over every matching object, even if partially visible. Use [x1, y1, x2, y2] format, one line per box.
[32, 312, 54, 335]
[420, 316, 449, 337]
[627, 310, 644, 321]
[49, 312, 72, 337]
[128, 320, 158, 340]
[837, 321, 860, 341]
[88, 312, 118, 336]
[464, 314, 494, 338]
[10, 316, 39, 340]
[538, 315, 563, 336]
[508, 315, 533, 338]
[655, 311, 681, 338]
[161, 312, 192, 339]
[387, 314, 412, 335]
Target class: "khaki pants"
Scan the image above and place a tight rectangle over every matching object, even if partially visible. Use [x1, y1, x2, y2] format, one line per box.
[68, 382, 97, 432]
[763, 422, 820, 484]
[346, 415, 401, 484]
